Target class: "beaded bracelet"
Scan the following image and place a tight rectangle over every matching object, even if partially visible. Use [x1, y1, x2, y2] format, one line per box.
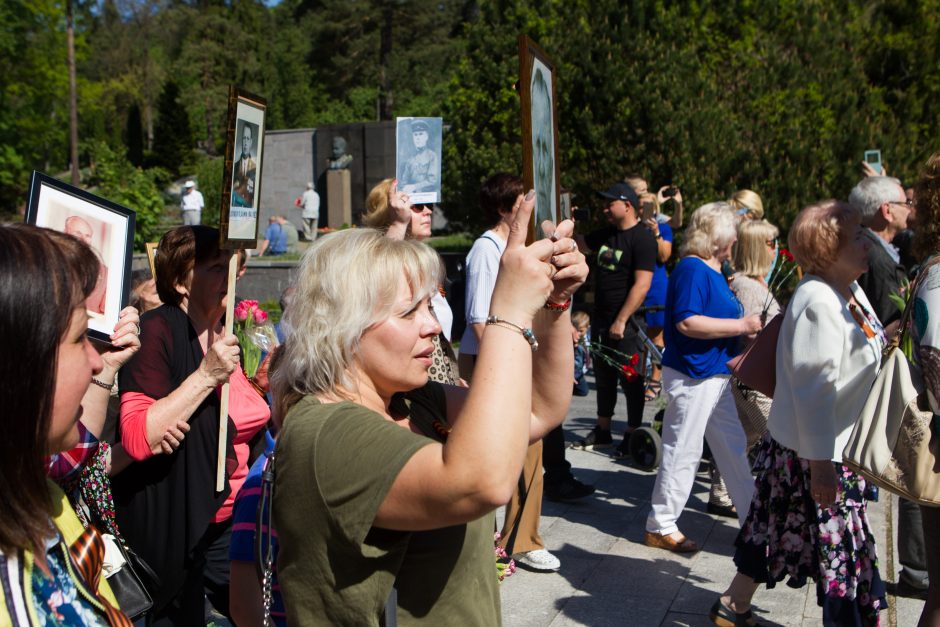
[90, 377, 115, 392]
[543, 298, 571, 312]
[485, 315, 538, 352]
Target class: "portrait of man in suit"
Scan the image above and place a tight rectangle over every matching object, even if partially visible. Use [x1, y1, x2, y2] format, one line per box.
[232, 121, 258, 208]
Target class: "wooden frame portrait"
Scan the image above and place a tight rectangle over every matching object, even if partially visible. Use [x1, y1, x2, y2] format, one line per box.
[519, 35, 561, 242]
[220, 86, 267, 248]
[25, 171, 135, 344]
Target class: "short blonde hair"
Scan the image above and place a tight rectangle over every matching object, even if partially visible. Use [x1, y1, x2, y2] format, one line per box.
[625, 176, 648, 195]
[362, 178, 395, 230]
[788, 200, 860, 275]
[271, 229, 442, 415]
[734, 219, 779, 278]
[679, 202, 738, 259]
[730, 189, 764, 220]
[571, 310, 590, 329]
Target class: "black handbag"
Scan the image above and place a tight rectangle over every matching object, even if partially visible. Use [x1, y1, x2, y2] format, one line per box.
[103, 534, 158, 620]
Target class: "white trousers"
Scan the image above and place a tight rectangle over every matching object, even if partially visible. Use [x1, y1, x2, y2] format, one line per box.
[646, 366, 755, 535]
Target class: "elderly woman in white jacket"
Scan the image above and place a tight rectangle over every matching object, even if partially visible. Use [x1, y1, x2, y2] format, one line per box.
[710, 200, 887, 627]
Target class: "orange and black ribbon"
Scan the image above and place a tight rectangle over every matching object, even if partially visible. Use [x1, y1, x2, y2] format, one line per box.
[68, 525, 133, 627]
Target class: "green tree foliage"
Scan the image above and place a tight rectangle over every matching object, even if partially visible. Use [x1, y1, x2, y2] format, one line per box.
[125, 103, 144, 167]
[151, 81, 194, 175]
[2, 0, 940, 238]
[191, 154, 225, 228]
[443, 0, 923, 231]
[89, 142, 166, 249]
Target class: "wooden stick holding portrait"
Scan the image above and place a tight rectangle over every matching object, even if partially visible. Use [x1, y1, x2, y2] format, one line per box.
[519, 35, 562, 243]
[216, 86, 267, 491]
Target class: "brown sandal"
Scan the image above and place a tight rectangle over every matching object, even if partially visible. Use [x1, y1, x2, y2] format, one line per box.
[644, 531, 699, 553]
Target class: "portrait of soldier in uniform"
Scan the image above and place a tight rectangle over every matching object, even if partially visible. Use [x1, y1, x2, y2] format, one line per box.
[397, 117, 442, 203]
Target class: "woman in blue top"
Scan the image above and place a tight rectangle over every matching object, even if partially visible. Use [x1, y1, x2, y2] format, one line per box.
[645, 202, 762, 553]
[639, 192, 673, 400]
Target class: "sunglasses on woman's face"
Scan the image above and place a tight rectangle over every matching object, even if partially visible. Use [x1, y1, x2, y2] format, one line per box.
[766, 238, 778, 247]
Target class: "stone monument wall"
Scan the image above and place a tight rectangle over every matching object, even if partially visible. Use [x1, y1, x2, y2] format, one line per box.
[259, 129, 316, 233]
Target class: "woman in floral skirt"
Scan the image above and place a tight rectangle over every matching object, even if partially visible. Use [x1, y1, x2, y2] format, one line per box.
[711, 200, 887, 627]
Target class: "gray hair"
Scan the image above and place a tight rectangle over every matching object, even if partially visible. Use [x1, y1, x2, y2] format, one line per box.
[848, 176, 903, 223]
[680, 201, 738, 259]
[271, 228, 442, 401]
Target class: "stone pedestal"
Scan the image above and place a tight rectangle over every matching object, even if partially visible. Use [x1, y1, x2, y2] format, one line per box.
[326, 169, 352, 228]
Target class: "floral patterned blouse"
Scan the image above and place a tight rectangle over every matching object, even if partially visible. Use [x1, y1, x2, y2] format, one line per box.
[30, 534, 106, 626]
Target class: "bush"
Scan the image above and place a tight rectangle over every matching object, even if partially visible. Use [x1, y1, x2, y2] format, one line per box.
[89, 142, 168, 251]
[190, 155, 225, 228]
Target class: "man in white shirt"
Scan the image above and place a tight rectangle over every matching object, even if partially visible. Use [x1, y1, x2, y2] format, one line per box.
[300, 182, 320, 241]
[180, 180, 204, 225]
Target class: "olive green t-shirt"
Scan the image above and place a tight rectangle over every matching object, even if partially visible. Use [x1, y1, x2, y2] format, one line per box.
[274, 382, 502, 626]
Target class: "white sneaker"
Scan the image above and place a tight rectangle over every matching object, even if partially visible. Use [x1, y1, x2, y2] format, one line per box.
[514, 549, 561, 572]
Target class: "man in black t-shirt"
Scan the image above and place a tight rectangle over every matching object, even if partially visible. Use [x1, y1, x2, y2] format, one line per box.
[575, 182, 657, 454]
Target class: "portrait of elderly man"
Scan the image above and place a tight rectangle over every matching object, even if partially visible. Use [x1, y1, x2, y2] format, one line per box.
[232, 121, 258, 208]
[399, 119, 440, 195]
[64, 214, 108, 314]
[530, 61, 557, 236]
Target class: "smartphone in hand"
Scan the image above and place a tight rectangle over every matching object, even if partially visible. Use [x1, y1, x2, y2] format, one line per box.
[864, 150, 883, 175]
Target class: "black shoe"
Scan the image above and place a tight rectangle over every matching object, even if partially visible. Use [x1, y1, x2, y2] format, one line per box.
[574, 427, 613, 450]
[611, 430, 635, 459]
[544, 477, 595, 502]
[887, 579, 929, 600]
[707, 502, 738, 519]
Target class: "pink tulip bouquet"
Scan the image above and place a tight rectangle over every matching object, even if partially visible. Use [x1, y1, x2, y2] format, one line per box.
[233, 299, 279, 378]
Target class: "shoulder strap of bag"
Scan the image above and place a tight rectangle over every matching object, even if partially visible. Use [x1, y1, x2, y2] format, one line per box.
[257, 452, 277, 627]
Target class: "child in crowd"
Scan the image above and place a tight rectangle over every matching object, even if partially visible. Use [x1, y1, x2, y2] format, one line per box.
[572, 311, 590, 397]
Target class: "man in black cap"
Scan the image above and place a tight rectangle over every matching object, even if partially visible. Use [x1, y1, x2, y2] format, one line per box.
[575, 182, 657, 453]
[400, 119, 439, 194]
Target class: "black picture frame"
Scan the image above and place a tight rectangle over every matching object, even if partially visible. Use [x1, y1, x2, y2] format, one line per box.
[25, 171, 135, 344]
[220, 86, 267, 249]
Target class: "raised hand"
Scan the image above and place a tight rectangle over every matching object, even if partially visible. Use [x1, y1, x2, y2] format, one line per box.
[99, 306, 141, 374]
[489, 190, 556, 325]
[539, 218, 588, 305]
[199, 334, 240, 387]
[388, 180, 413, 226]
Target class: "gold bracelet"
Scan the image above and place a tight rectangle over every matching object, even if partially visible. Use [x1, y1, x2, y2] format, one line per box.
[485, 315, 538, 351]
[90, 377, 115, 392]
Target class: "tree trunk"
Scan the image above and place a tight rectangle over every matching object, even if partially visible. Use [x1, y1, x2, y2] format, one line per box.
[378, 1, 394, 121]
[66, 0, 79, 185]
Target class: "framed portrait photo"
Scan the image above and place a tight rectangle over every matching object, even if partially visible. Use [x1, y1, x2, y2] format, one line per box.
[395, 117, 443, 204]
[25, 171, 135, 344]
[519, 35, 561, 242]
[220, 86, 267, 248]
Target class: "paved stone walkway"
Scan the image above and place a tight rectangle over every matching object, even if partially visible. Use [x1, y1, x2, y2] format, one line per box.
[498, 383, 926, 626]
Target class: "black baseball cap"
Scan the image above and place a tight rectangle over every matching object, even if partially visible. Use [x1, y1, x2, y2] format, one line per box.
[598, 182, 640, 207]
